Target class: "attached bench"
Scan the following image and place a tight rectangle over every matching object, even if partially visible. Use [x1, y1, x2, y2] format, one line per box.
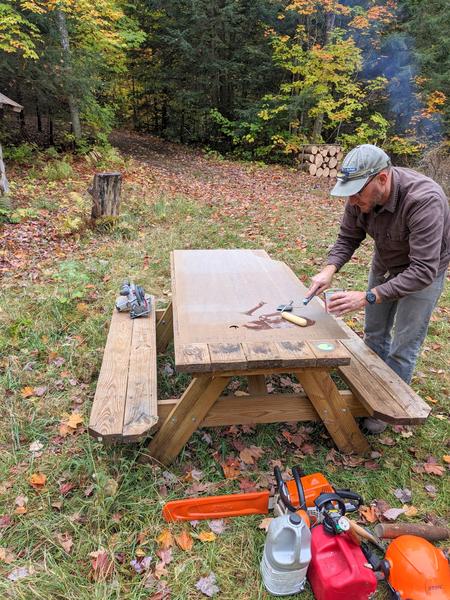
[89, 297, 162, 443]
[336, 319, 431, 425]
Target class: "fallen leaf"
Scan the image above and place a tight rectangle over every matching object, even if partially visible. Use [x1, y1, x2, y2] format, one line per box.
[424, 484, 437, 497]
[208, 519, 226, 534]
[197, 531, 216, 543]
[443, 455, 450, 464]
[29, 472, 46, 489]
[394, 488, 412, 504]
[156, 529, 173, 550]
[234, 390, 249, 396]
[175, 530, 193, 551]
[239, 445, 264, 465]
[156, 547, 173, 565]
[14, 495, 28, 515]
[66, 412, 83, 429]
[21, 386, 35, 398]
[383, 508, 405, 521]
[89, 549, 113, 581]
[0, 547, 16, 564]
[7, 566, 33, 581]
[403, 505, 418, 518]
[0, 515, 13, 529]
[29, 441, 44, 454]
[359, 505, 377, 523]
[378, 436, 395, 446]
[59, 482, 75, 496]
[258, 517, 273, 531]
[34, 386, 47, 397]
[195, 572, 220, 597]
[222, 464, 240, 479]
[56, 532, 73, 554]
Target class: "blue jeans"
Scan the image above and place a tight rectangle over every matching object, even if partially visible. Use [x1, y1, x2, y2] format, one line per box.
[364, 269, 446, 384]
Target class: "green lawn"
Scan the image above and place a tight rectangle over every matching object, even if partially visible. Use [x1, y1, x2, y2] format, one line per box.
[0, 135, 448, 599]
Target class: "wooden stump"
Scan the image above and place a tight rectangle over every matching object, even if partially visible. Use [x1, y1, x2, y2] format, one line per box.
[0, 144, 9, 195]
[89, 172, 122, 219]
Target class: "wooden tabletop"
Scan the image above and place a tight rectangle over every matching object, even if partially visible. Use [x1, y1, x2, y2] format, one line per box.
[171, 249, 351, 372]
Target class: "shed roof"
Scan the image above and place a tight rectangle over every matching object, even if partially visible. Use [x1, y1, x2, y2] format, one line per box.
[0, 93, 23, 112]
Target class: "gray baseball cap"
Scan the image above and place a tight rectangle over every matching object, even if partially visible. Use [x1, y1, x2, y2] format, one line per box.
[331, 144, 391, 197]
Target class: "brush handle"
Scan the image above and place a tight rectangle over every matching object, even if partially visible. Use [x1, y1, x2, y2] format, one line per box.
[281, 312, 307, 327]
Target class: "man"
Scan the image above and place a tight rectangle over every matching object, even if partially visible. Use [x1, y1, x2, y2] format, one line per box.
[305, 144, 449, 433]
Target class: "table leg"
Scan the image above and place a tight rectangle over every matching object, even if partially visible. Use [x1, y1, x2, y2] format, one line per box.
[248, 375, 267, 395]
[145, 374, 230, 465]
[297, 369, 369, 455]
[156, 302, 173, 353]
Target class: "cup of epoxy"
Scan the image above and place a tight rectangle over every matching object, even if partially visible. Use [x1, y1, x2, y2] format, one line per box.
[324, 288, 343, 312]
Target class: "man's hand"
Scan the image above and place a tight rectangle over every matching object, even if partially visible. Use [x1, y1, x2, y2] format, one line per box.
[327, 291, 367, 316]
[305, 265, 337, 298]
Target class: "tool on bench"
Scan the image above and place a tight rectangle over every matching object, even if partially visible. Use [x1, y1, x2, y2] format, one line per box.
[115, 280, 151, 318]
[277, 300, 294, 312]
[276, 301, 308, 326]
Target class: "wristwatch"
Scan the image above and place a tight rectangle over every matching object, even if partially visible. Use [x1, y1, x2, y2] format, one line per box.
[366, 291, 377, 305]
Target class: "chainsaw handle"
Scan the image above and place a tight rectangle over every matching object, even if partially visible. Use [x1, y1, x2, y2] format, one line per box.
[292, 466, 306, 511]
[274, 466, 297, 513]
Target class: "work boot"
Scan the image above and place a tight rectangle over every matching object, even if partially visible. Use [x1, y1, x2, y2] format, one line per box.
[361, 417, 388, 435]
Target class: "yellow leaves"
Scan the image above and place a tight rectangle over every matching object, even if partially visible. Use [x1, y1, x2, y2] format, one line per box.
[20, 386, 34, 398]
[196, 531, 216, 543]
[29, 473, 46, 490]
[402, 505, 418, 518]
[443, 455, 450, 464]
[156, 529, 174, 550]
[59, 412, 83, 436]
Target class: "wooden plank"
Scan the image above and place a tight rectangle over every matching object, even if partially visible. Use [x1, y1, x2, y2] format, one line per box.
[157, 391, 369, 426]
[248, 375, 268, 395]
[242, 341, 282, 368]
[275, 340, 317, 367]
[339, 338, 430, 423]
[308, 340, 351, 366]
[122, 299, 158, 442]
[88, 311, 131, 441]
[208, 342, 247, 370]
[146, 375, 230, 464]
[156, 302, 173, 353]
[175, 344, 211, 372]
[297, 369, 369, 455]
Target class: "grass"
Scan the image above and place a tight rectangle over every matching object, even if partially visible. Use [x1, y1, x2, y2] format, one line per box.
[0, 139, 448, 599]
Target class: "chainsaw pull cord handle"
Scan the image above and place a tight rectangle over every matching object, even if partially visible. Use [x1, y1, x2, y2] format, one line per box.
[274, 466, 297, 513]
[292, 466, 307, 511]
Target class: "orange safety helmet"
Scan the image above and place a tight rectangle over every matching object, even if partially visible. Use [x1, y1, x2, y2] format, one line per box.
[384, 535, 450, 600]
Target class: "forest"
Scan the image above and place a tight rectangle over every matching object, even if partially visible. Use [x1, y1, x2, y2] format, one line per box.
[1, 0, 449, 162]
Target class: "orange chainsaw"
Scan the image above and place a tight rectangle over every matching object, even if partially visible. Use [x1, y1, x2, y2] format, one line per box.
[162, 465, 362, 522]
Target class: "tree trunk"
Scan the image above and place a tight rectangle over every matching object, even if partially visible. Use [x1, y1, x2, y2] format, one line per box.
[0, 144, 9, 195]
[48, 112, 55, 146]
[36, 101, 42, 133]
[56, 9, 82, 140]
[88, 172, 122, 219]
[312, 113, 324, 143]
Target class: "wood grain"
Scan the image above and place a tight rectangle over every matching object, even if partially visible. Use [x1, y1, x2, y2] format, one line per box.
[157, 390, 368, 426]
[89, 310, 132, 441]
[123, 301, 158, 442]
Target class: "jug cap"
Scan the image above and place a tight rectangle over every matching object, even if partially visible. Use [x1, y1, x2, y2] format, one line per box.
[289, 513, 302, 525]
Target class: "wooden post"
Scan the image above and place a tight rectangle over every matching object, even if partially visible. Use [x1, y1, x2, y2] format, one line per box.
[0, 144, 8, 195]
[89, 172, 122, 219]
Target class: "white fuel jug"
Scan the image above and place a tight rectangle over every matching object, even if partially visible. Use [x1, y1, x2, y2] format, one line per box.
[260, 512, 311, 596]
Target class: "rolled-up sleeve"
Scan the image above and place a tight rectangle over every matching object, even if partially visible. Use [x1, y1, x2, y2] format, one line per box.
[327, 203, 366, 272]
[375, 196, 444, 300]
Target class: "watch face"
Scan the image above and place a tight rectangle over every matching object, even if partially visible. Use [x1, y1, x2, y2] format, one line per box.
[366, 292, 376, 304]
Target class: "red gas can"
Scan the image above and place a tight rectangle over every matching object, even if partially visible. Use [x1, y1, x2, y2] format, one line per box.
[307, 524, 377, 600]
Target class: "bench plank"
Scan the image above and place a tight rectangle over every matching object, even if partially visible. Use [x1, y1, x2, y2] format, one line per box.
[339, 337, 431, 424]
[89, 310, 132, 441]
[123, 301, 159, 442]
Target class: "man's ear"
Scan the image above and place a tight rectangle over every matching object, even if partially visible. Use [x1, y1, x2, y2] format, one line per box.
[378, 170, 389, 185]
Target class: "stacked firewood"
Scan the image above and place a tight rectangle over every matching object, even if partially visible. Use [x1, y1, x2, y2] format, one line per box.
[298, 144, 344, 178]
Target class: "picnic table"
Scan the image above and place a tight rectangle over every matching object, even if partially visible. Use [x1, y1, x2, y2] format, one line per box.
[89, 248, 430, 464]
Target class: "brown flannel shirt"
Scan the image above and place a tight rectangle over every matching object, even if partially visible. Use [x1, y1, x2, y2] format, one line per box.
[327, 167, 450, 301]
